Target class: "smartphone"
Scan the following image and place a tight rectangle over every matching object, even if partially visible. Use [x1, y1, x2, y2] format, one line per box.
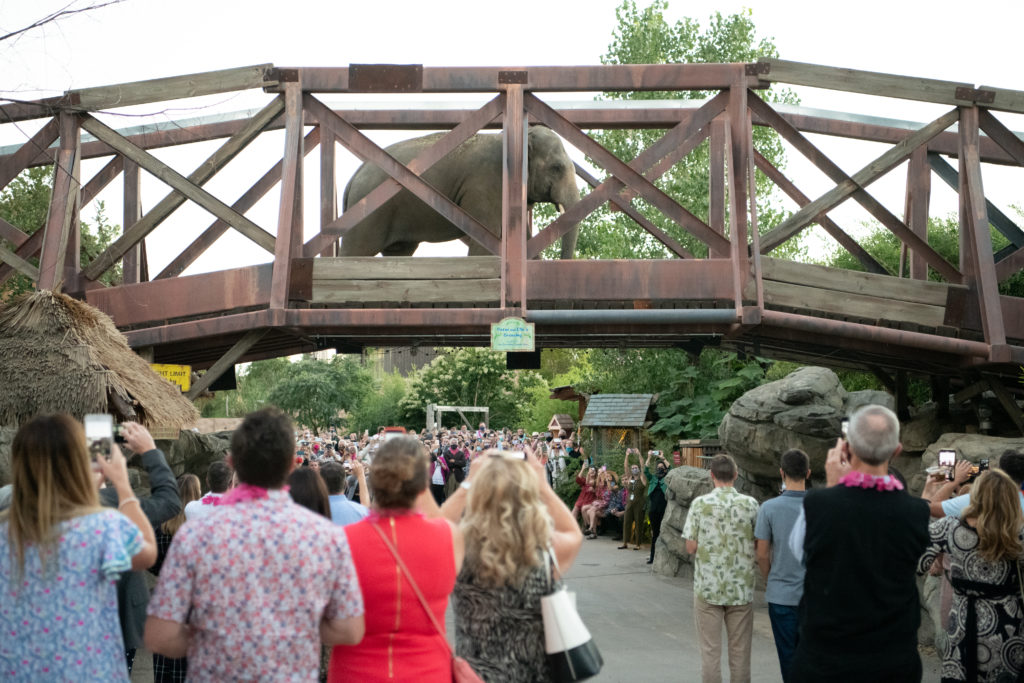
[84, 413, 114, 462]
[938, 449, 956, 480]
[841, 419, 849, 438]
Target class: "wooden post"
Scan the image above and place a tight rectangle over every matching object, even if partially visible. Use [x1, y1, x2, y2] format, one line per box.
[709, 117, 727, 258]
[904, 147, 930, 280]
[270, 84, 304, 310]
[959, 106, 1006, 348]
[37, 112, 80, 291]
[122, 158, 144, 284]
[726, 74, 750, 316]
[502, 81, 528, 310]
[319, 128, 338, 257]
[185, 329, 267, 401]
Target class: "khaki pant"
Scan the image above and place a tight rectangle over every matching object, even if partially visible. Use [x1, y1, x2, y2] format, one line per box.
[694, 595, 752, 683]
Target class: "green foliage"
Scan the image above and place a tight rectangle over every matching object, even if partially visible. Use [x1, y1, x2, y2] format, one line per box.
[399, 348, 545, 429]
[346, 371, 409, 434]
[825, 214, 1024, 297]
[548, 1, 801, 261]
[265, 355, 373, 434]
[648, 349, 768, 439]
[0, 167, 121, 296]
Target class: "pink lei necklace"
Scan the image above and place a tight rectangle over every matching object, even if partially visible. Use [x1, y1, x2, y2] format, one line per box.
[839, 470, 904, 492]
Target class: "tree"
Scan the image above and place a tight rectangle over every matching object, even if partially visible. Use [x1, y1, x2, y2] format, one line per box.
[544, 1, 801, 260]
[399, 348, 545, 429]
[0, 166, 121, 298]
[346, 371, 409, 434]
[266, 355, 373, 433]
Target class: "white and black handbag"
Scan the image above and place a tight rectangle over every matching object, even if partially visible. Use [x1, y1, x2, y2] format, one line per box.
[541, 549, 603, 682]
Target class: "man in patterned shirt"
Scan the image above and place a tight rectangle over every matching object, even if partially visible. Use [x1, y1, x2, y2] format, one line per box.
[144, 407, 365, 681]
[683, 453, 759, 683]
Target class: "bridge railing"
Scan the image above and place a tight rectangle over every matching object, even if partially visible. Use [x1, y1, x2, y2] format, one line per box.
[0, 61, 1022, 381]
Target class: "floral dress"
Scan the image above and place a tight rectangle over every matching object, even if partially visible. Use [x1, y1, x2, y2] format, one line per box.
[918, 515, 1024, 682]
[0, 509, 142, 681]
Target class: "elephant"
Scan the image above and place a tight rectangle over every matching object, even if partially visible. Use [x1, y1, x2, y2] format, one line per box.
[339, 125, 580, 258]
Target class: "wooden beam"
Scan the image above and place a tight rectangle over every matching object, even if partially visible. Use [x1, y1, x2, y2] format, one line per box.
[0, 118, 59, 190]
[122, 159, 143, 284]
[753, 151, 888, 274]
[319, 129, 337, 257]
[524, 92, 730, 255]
[977, 109, 1024, 167]
[502, 83, 527, 307]
[986, 377, 1024, 435]
[726, 80, 750, 314]
[904, 147, 931, 280]
[927, 152, 1024, 249]
[758, 59, 1024, 113]
[278, 63, 761, 94]
[996, 245, 1024, 284]
[70, 64, 276, 111]
[79, 113, 277, 280]
[0, 242, 40, 281]
[527, 92, 726, 258]
[185, 328, 268, 401]
[304, 93, 500, 255]
[312, 256, 500, 279]
[758, 104, 961, 282]
[157, 127, 320, 280]
[310, 278, 501, 304]
[960, 106, 1006, 347]
[270, 82, 305, 309]
[37, 113, 80, 291]
[307, 94, 505, 256]
[0, 217, 28, 248]
[709, 118, 727, 258]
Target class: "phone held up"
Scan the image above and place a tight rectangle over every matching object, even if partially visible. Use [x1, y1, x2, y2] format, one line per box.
[84, 414, 114, 464]
[938, 449, 956, 480]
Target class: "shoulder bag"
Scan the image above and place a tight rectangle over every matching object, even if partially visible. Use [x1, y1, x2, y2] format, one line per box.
[542, 548, 603, 682]
[370, 523, 484, 683]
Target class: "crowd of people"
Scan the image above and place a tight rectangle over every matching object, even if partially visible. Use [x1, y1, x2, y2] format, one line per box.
[2, 402, 1023, 682]
[686, 404, 1024, 683]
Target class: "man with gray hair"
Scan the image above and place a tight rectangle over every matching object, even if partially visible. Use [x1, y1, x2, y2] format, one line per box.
[788, 404, 929, 682]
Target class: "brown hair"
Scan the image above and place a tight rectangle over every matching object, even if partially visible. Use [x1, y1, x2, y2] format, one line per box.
[709, 453, 737, 482]
[230, 407, 295, 488]
[4, 414, 103, 578]
[161, 474, 201, 536]
[370, 436, 428, 509]
[962, 469, 1024, 563]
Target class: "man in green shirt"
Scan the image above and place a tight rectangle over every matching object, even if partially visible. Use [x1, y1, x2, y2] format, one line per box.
[683, 453, 759, 683]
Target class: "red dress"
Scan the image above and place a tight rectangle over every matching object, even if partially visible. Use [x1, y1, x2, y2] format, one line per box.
[329, 510, 455, 682]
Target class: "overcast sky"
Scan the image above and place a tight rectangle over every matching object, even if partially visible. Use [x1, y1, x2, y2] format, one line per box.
[1, 0, 1021, 271]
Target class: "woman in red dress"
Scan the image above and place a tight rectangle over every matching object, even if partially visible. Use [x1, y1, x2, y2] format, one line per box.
[329, 436, 465, 682]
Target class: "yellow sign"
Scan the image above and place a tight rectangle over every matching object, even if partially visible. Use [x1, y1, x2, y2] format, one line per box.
[151, 363, 191, 392]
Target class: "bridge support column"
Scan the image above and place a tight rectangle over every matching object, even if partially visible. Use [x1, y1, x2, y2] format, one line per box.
[270, 80, 304, 310]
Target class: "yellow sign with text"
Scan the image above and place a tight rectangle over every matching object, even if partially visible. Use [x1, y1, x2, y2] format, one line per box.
[151, 363, 191, 392]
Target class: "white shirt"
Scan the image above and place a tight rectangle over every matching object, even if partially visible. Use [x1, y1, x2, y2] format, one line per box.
[184, 492, 223, 521]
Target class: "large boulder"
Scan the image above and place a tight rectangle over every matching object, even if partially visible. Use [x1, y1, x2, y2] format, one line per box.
[653, 466, 711, 577]
[719, 367, 894, 482]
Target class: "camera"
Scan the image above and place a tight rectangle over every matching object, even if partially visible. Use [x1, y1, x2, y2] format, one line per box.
[968, 459, 990, 483]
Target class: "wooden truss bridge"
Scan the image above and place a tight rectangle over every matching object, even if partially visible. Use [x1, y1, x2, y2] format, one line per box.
[0, 61, 1022, 427]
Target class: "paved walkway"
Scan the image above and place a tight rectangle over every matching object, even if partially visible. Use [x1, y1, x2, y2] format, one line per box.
[132, 533, 943, 682]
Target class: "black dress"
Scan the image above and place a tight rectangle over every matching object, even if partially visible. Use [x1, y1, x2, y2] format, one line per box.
[918, 516, 1024, 682]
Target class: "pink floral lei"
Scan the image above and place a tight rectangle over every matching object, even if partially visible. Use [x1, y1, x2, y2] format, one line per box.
[214, 482, 287, 505]
[839, 470, 904, 492]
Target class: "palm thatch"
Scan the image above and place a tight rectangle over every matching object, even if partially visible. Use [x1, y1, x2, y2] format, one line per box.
[0, 290, 198, 429]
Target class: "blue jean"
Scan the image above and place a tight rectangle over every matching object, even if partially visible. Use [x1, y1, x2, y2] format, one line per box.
[768, 603, 800, 682]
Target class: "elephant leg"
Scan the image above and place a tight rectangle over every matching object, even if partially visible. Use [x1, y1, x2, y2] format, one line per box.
[465, 239, 492, 256]
[338, 229, 390, 257]
[381, 241, 418, 256]
[560, 226, 579, 260]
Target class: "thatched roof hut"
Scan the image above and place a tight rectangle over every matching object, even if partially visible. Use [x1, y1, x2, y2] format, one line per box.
[0, 290, 198, 429]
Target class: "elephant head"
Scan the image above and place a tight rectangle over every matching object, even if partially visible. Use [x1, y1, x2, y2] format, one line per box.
[527, 126, 580, 259]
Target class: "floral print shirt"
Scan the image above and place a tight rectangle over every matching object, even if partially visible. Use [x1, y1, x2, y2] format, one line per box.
[148, 489, 364, 682]
[1, 509, 142, 681]
[682, 485, 759, 605]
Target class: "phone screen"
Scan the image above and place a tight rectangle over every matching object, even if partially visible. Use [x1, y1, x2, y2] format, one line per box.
[938, 450, 956, 468]
[841, 419, 849, 438]
[84, 413, 113, 462]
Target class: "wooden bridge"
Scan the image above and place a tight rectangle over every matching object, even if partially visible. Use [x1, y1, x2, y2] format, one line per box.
[0, 61, 1022, 427]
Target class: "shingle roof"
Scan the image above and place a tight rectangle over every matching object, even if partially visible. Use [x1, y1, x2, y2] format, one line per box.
[580, 394, 655, 428]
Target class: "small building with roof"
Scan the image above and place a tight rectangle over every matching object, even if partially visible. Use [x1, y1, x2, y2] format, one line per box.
[580, 393, 658, 457]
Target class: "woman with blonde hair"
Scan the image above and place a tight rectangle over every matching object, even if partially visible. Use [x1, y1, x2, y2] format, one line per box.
[919, 468, 1024, 682]
[443, 449, 583, 682]
[149, 473, 201, 682]
[0, 414, 157, 681]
